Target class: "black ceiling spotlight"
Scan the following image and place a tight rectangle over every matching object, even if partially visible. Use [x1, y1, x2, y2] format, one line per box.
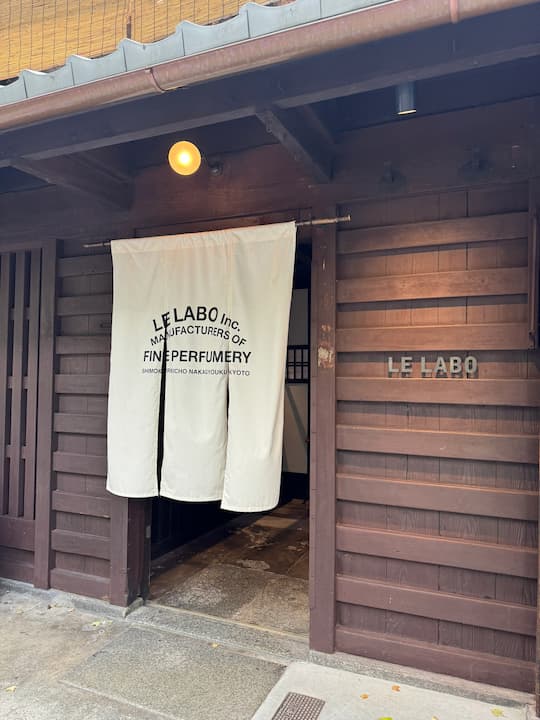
[208, 159, 224, 177]
[396, 81, 416, 116]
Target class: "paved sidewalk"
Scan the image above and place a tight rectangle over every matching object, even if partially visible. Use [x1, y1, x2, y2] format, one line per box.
[252, 662, 531, 720]
[0, 585, 282, 719]
[0, 581, 535, 720]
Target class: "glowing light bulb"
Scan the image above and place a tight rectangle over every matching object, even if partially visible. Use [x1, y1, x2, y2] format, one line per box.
[168, 141, 202, 176]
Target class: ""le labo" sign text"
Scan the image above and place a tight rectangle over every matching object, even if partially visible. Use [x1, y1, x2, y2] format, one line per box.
[388, 355, 478, 377]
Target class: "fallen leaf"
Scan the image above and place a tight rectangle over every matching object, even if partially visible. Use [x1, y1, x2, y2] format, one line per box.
[491, 711, 505, 718]
[360, 693, 369, 700]
[391, 685, 400, 692]
[211, 643, 219, 648]
[4, 686, 16, 693]
[378, 717, 393, 720]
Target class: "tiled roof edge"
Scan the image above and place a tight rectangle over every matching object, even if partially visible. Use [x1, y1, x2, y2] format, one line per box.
[0, 0, 390, 106]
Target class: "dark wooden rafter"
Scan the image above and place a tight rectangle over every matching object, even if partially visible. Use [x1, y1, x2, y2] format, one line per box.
[0, 4, 538, 166]
[10, 154, 132, 210]
[256, 105, 334, 182]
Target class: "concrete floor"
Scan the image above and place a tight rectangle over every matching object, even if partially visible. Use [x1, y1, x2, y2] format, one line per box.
[150, 499, 310, 636]
[0, 580, 535, 720]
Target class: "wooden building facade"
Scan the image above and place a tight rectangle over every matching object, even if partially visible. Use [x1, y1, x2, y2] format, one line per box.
[1, 0, 540, 704]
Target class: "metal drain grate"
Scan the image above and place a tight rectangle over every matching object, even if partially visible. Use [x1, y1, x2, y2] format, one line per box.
[270, 692, 325, 720]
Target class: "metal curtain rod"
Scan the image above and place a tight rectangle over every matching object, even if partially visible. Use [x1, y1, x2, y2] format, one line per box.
[82, 215, 351, 248]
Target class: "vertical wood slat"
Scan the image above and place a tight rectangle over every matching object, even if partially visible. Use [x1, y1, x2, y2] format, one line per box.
[34, 240, 57, 589]
[100, 236, 130, 606]
[24, 250, 42, 520]
[0, 253, 11, 515]
[309, 207, 337, 653]
[532, 179, 540, 717]
[529, 179, 540, 349]
[8, 252, 27, 517]
[309, 230, 319, 630]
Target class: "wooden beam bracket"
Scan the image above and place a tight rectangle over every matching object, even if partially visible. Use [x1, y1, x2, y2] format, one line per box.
[10, 155, 133, 210]
[256, 105, 334, 184]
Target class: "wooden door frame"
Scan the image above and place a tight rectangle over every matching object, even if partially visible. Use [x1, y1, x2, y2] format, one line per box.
[309, 207, 337, 653]
[122, 211, 339, 629]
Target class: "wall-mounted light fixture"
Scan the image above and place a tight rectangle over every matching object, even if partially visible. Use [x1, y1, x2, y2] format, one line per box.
[396, 82, 416, 116]
[168, 141, 224, 177]
[168, 140, 202, 176]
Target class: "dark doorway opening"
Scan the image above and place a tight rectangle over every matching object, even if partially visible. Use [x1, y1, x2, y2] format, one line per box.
[148, 244, 311, 636]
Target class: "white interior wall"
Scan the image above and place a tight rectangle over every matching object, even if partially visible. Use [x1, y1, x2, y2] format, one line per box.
[283, 289, 309, 475]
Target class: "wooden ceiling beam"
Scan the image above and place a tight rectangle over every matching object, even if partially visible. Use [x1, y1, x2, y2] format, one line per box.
[10, 155, 132, 210]
[0, 5, 538, 167]
[1, 96, 540, 241]
[256, 106, 334, 183]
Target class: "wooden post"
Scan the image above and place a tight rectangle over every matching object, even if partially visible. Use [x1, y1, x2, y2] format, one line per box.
[109, 495, 130, 606]
[110, 489, 152, 606]
[530, 179, 540, 717]
[110, 496, 151, 606]
[130, 498, 152, 601]
[309, 206, 337, 653]
[34, 239, 57, 588]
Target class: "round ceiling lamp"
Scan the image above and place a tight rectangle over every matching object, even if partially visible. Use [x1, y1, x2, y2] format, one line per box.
[168, 140, 202, 176]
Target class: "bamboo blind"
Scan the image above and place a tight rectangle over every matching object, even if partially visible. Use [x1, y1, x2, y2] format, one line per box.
[0, 0, 290, 82]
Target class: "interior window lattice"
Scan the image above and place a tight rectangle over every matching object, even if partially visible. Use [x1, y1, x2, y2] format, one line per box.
[286, 345, 309, 383]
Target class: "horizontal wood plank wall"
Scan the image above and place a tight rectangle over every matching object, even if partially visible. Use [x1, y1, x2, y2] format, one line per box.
[335, 183, 539, 692]
[50, 244, 114, 601]
[0, 248, 42, 583]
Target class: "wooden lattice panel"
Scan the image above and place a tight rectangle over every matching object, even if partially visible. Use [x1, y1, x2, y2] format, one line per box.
[0, 249, 41, 521]
[0, 242, 55, 587]
[0, 0, 290, 82]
